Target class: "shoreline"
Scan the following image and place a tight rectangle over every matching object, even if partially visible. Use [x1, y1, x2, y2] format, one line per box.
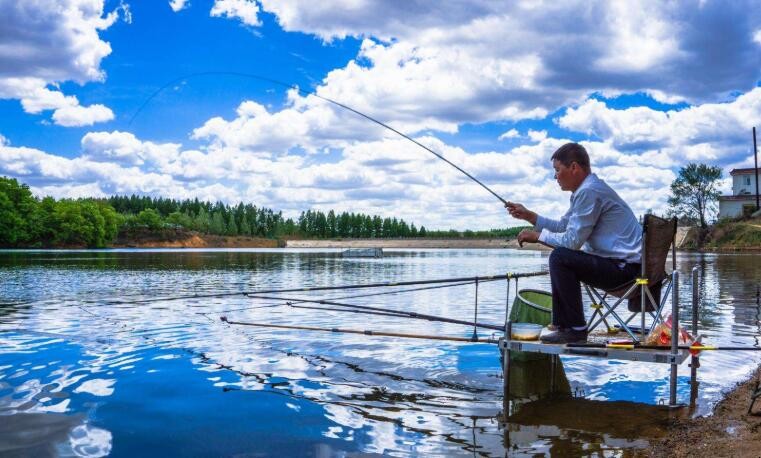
[283, 238, 550, 250]
[652, 365, 761, 457]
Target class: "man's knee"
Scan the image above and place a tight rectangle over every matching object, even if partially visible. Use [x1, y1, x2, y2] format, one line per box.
[549, 247, 574, 270]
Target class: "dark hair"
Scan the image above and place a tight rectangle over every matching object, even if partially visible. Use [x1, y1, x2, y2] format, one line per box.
[551, 143, 590, 172]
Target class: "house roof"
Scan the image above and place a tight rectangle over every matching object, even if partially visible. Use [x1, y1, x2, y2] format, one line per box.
[730, 167, 760, 176]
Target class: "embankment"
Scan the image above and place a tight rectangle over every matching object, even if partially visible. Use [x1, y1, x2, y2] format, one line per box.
[112, 229, 277, 248]
[284, 238, 537, 249]
[651, 366, 761, 457]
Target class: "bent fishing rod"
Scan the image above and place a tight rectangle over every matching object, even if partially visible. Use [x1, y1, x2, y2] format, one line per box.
[129, 71, 508, 206]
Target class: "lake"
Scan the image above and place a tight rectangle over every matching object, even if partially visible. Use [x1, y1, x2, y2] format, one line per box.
[1, 249, 759, 456]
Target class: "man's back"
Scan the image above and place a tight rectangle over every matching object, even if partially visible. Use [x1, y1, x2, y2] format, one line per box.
[578, 174, 641, 263]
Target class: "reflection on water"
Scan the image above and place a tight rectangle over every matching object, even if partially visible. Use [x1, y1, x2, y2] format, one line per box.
[0, 249, 759, 456]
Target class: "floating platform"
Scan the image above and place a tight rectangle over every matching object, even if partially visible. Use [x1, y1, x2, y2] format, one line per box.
[342, 248, 383, 258]
[499, 338, 697, 365]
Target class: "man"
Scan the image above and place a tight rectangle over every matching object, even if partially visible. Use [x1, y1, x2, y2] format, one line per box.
[506, 142, 641, 343]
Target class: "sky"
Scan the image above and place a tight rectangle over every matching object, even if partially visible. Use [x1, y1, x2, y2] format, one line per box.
[0, 0, 760, 230]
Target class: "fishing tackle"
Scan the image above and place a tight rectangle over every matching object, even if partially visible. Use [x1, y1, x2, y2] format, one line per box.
[566, 342, 761, 351]
[129, 71, 508, 205]
[220, 316, 500, 344]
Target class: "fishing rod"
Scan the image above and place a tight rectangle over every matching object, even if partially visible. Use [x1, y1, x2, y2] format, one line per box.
[217, 279, 480, 313]
[220, 316, 500, 344]
[288, 304, 417, 319]
[104, 272, 547, 306]
[129, 71, 508, 206]
[266, 296, 504, 331]
[566, 343, 761, 351]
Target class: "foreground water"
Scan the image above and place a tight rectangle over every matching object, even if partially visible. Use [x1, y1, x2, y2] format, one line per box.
[0, 249, 759, 457]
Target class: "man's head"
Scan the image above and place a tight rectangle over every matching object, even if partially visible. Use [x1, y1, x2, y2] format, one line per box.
[551, 142, 591, 192]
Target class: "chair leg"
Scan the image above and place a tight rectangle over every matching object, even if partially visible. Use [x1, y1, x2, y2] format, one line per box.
[587, 304, 615, 333]
[648, 280, 673, 334]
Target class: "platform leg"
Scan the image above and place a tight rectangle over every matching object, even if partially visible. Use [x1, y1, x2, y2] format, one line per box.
[669, 271, 679, 406]
[689, 266, 700, 407]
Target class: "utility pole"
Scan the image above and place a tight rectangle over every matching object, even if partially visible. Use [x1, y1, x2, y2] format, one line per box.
[754, 127, 759, 211]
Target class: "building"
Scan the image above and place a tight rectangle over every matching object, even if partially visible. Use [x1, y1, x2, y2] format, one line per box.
[718, 167, 760, 218]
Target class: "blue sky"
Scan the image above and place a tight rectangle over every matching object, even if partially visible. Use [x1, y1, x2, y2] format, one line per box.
[1, 0, 760, 229]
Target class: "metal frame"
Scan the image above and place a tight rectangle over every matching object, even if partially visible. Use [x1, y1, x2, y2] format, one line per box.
[502, 267, 700, 408]
[585, 216, 678, 343]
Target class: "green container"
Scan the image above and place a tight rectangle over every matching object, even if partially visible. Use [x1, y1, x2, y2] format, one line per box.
[509, 289, 553, 326]
[504, 289, 553, 363]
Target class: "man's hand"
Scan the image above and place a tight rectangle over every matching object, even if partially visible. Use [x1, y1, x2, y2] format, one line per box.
[505, 202, 537, 225]
[517, 229, 540, 248]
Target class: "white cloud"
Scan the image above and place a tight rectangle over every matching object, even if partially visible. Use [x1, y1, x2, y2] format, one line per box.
[0, 121, 741, 229]
[557, 88, 761, 165]
[498, 129, 519, 140]
[0, 78, 77, 113]
[81, 131, 181, 167]
[191, 97, 385, 153]
[211, 0, 261, 26]
[241, 0, 761, 133]
[52, 104, 115, 127]
[0, 77, 115, 126]
[527, 130, 547, 142]
[169, 0, 189, 12]
[0, 1, 124, 126]
[0, 133, 7, 146]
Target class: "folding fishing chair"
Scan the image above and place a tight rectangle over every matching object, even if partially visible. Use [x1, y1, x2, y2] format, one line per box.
[585, 214, 678, 343]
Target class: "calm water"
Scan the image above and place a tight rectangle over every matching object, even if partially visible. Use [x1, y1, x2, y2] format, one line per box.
[0, 249, 759, 457]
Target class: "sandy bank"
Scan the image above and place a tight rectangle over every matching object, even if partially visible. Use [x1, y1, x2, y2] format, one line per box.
[285, 238, 551, 250]
[113, 232, 277, 248]
[651, 365, 761, 457]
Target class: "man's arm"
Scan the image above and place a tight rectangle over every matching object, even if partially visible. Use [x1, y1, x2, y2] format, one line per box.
[538, 191, 601, 250]
[505, 202, 537, 225]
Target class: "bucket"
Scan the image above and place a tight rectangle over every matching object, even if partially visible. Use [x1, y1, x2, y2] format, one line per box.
[509, 289, 552, 326]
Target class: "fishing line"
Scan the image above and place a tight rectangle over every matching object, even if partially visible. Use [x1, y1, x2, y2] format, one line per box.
[278, 298, 504, 331]
[129, 71, 508, 205]
[232, 294, 505, 331]
[101, 272, 547, 306]
[216, 278, 490, 314]
[287, 304, 415, 319]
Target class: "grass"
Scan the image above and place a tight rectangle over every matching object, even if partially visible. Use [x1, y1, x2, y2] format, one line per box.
[705, 217, 761, 249]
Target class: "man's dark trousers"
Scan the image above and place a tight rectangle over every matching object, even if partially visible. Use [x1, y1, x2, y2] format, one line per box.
[549, 247, 640, 328]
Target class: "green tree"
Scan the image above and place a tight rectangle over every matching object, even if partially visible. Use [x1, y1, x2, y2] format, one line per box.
[97, 201, 122, 243]
[52, 200, 91, 246]
[667, 163, 722, 229]
[226, 213, 239, 236]
[195, 207, 211, 233]
[210, 211, 226, 234]
[0, 177, 40, 246]
[0, 192, 24, 246]
[136, 208, 164, 230]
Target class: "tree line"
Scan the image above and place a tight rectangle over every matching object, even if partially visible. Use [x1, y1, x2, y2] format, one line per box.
[0, 177, 525, 248]
[0, 177, 120, 248]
